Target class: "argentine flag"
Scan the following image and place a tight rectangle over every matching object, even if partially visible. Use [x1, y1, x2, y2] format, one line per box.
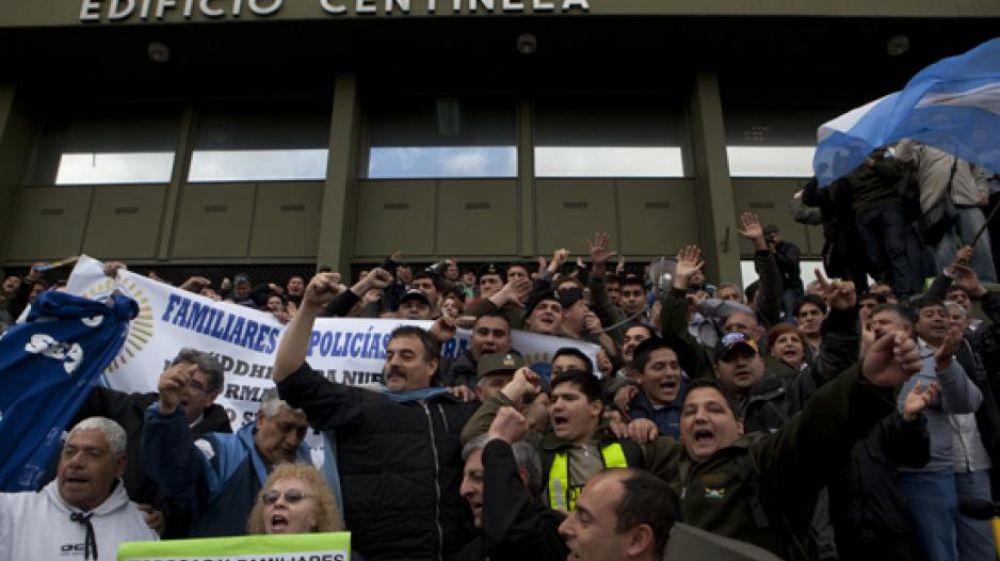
[815, 37, 1000, 186]
[0, 291, 137, 491]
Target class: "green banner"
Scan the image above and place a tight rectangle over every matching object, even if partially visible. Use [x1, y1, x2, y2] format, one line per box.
[117, 532, 350, 561]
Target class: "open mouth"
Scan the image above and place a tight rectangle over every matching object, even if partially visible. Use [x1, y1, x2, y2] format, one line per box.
[693, 428, 714, 444]
[552, 414, 570, 429]
[64, 475, 89, 485]
[660, 380, 678, 390]
[270, 514, 289, 532]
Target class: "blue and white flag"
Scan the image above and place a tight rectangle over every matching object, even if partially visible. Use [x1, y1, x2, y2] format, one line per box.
[0, 291, 137, 491]
[814, 37, 1000, 186]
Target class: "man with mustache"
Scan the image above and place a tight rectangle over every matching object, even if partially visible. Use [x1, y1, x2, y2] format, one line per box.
[273, 270, 478, 561]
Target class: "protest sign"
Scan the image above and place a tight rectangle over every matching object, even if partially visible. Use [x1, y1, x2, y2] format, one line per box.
[117, 532, 351, 561]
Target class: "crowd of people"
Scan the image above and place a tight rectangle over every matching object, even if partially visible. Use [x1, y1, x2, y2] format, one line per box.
[2, 143, 1000, 561]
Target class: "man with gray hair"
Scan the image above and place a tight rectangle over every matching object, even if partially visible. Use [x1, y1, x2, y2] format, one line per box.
[143, 365, 311, 537]
[454, 406, 568, 561]
[0, 416, 158, 560]
[68, 348, 231, 538]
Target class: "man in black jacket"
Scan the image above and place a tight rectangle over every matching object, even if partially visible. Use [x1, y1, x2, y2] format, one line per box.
[455, 407, 567, 561]
[273, 269, 477, 561]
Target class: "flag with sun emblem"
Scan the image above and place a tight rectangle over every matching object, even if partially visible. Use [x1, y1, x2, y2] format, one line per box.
[0, 290, 137, 491]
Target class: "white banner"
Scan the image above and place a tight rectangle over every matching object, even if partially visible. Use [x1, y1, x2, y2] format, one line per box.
[65, 256, 598, 441]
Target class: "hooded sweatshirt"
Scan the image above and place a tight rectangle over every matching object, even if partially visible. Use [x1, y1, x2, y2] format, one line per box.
[0, 478, 157, 560]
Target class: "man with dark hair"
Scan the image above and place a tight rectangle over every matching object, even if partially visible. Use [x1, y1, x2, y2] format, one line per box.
[551, 347, 593, 376]
[465, 264, 533, 333]
[794, 294, 828, 353]
[673, 340, 933, 561]
[442, 312, 513, 388]
[624, 337, 686, 438]
[524, 290, 564, 336]
[559, 468, 677, 561]
[890, 296, 986, 561]
[397, 288, 434, 320]
[462, 367, 675, 513]
[858, 292, 887, 327]
[618, 274, 647, 319]
[272, 271, 478, 561]
[763, 224, 804, 318]
[411, 271, 443, 316]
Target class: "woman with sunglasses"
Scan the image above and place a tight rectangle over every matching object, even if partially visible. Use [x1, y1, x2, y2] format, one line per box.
[247, 463, 342, 534]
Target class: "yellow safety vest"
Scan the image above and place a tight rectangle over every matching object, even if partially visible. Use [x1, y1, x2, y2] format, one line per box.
[547, 442, 629, 512]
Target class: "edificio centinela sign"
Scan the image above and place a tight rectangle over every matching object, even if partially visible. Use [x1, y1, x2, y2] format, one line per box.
[79, 0, 591, 21]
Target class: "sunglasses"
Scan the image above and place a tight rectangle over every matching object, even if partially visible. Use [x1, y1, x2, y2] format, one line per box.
[260, 489, 315, 505]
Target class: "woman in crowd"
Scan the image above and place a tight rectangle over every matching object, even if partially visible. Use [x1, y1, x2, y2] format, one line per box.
[247, 463, 342, 534]
[766, 322, 809, 378]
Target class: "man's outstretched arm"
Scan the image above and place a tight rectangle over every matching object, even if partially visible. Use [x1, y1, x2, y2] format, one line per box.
[273, 269, 393, 383]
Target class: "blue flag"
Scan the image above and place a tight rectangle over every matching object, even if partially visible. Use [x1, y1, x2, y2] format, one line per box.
[814, 37, 1000, 186]
[0, 291, 137, 491]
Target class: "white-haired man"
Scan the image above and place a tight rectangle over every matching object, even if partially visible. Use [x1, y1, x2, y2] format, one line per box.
[0, 416, 158, 560]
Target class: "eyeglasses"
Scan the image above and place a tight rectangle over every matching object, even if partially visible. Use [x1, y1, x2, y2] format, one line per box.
[260, 489, 315, 505]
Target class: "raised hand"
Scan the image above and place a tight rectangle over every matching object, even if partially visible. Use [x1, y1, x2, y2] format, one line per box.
[548, 248, 570, 273]
[815, 269, 856, 311]
[949, 262, 988, 299]
[302, 272, 343, 310]
[353, 267, 393, 296]
[180, 276, 211, 293]
[673, 245, 704, 290]
[862, 331, 923, 388]
[587, 232, 618, 269]
[934, 325, 963, 373]
[902, 381, 939, 421]
[675, 245, 704, 279]
[501, 367, 542, 405]
[102, 261, 128, 279]
[487, 406, 530, 444]
[737, 212, 767, 250]
[157, 363, 197, 415]
[493, 277, 533, 308]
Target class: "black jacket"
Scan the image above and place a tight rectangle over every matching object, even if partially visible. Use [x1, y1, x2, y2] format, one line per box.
[440, 350, 478, 389]
[828, 413, 929, 560]
[277, 363, 477, 561]
[452, 440, 567, 561]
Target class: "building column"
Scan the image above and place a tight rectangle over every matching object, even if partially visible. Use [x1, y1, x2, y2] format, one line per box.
[517, 93, 535, 257]
[0, 82, 38, 265]
[317, 73, 363, 275]
[688, 71, 740, 284]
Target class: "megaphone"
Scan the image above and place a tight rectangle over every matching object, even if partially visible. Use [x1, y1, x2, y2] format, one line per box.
[647, 256, 678, 294]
